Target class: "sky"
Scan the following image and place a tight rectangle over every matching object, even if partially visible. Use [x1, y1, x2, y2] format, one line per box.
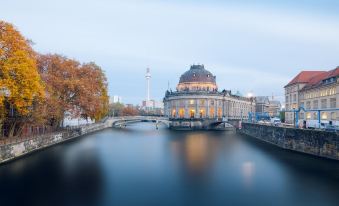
[1, 0, 339, 104]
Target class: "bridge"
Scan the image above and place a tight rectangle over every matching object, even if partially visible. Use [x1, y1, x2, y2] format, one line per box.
[103, 116, 236, 130]
[104, 116, 170, 129]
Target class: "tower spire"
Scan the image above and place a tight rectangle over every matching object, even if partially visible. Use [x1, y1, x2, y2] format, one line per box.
[145, 68, 151, 101]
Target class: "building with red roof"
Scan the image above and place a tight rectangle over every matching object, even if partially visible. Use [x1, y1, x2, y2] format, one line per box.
[284, 67, 339, 125]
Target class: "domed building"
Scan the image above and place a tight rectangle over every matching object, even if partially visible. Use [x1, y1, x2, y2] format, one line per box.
[164, 64, 255, 130]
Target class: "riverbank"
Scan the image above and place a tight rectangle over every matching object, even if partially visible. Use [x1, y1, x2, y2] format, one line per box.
[238, 123, 339, 160]
[0, 123, 109, 164]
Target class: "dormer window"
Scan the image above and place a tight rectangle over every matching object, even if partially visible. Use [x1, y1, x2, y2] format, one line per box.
[193, 73, 196, 77]
[207, 74, 210, 77]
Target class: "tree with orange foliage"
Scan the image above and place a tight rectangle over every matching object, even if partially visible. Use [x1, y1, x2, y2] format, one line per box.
[37, 54, 109, 127]
[77, 62, 109, 121]
[122, 106, 139, 116]
[0, 21, 44, 137]
[37, 54, 81, 127]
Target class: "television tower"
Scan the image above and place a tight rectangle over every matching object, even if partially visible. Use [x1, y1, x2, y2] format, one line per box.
[145, 68, 151, 101]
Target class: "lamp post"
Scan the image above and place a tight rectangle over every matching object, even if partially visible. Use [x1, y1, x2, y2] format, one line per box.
[222, 90, 226, 121]
[292, 105, 296, 128]
[247, 92, 254, 122]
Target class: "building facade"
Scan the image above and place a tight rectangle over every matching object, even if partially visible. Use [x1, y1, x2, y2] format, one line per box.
[255, 96, 270, 114]
[268, 99, 281, 117]
[163, 65, 255, 129]
[284, 67, 339, 126]
[255, 96, 281, 117]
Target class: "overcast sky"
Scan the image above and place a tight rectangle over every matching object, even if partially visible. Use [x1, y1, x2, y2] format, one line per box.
[1, 0, 339, 104]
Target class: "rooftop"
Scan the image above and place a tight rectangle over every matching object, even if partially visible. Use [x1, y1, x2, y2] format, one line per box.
[179, 64, 216, 84]
[285, 67, 339, 90]
[285, 71, 326, 87]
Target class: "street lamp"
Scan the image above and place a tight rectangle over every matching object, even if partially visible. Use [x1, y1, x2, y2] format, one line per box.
[0, 87, 10, 97]
[247, 92, 254, 122]
[292, 105, 296, 128]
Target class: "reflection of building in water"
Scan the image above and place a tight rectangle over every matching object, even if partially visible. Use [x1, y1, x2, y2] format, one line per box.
[242, 161, 255, 188]
[169, 133, 222, 176]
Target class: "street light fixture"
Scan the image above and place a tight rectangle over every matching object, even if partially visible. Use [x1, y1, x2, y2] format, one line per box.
[247, 91, 254, 122]
[0, 87, 10, 97]
[292, 105, 296, 128]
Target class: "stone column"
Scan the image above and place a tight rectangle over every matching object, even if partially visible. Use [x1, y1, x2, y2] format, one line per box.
[175, 100, 179, 118]
[194, 99, 199, 118]
[185, 99, 188, 119]
[204, 98, 208, 118]
[206, 98, 209, 118]
[216, 99, 218, 118]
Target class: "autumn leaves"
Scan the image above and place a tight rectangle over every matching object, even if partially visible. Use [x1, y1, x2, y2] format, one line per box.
[0, 21, 109, 137]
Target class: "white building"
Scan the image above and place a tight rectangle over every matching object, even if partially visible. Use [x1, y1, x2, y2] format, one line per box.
[110, 95, 122, 104]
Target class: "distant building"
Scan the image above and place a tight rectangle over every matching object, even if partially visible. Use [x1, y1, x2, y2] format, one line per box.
[284, 67, 339, 125]
[255, 96, 270, 113]
[110, 95, 122, 104]
[141, 100, 164, 115]
[268, 99, 281, 117]
[255, 96, 281, 117]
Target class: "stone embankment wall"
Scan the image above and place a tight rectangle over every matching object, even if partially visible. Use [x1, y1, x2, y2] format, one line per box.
[0, 123, 108, 164]
[239, 123, 339, 160]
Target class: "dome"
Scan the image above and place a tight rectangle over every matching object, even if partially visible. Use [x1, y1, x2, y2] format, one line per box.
[176, 64, 218, 92]
[179, 65, 216, 84]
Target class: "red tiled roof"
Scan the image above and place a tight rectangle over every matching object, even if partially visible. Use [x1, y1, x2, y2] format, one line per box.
[285, 66, 339, 89]
[285, 71, 326, 87]
[301, 67, 339, 90]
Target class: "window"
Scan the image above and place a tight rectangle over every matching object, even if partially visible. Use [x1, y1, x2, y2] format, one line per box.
[306, 112, 311, 120]
[209, 107, 214, 118]
[306, 101, 311, 109]
[330, 98, 336, 108]
[189, 100, 195, 105]
[331, 112, 336, 120]
[321, 99, 327, 109]
[190, 109, 195, 118]
[312, 100, 318, 109]
[300, 112, 304, 119]
[286, 96, 289, 103]
[293, 94, 297, 102]
[321, 112, 328, 120]
[179, 109, 185, 118]
[200, 99, 205, 105]
[210, 100, 214, 106]
[172, 109, 176, 117]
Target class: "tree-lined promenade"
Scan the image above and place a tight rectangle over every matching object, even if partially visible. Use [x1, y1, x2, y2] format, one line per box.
[0, 21, 109, 138]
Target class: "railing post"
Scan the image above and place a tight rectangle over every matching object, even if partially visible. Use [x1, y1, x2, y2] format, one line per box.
[318, 110, 321, 129]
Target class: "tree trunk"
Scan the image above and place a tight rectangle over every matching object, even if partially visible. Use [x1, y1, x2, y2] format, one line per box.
[0, 120, 3, 138]
[8, 120, 17, 138]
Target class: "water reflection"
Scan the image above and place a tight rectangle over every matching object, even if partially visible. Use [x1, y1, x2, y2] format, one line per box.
[0, 136, 105, 206]
[0, 124, 338, 206]
[242, 161, 255, 188]
[169, 132, 222, 177]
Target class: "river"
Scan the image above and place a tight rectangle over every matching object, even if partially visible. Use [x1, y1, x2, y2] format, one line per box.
[0, 122, 338, 206]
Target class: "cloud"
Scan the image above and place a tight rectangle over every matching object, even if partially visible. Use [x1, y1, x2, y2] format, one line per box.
[1, 0, 338, 103]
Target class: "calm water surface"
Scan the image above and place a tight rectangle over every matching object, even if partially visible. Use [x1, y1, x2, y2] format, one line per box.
[0, 123, 339, 206]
